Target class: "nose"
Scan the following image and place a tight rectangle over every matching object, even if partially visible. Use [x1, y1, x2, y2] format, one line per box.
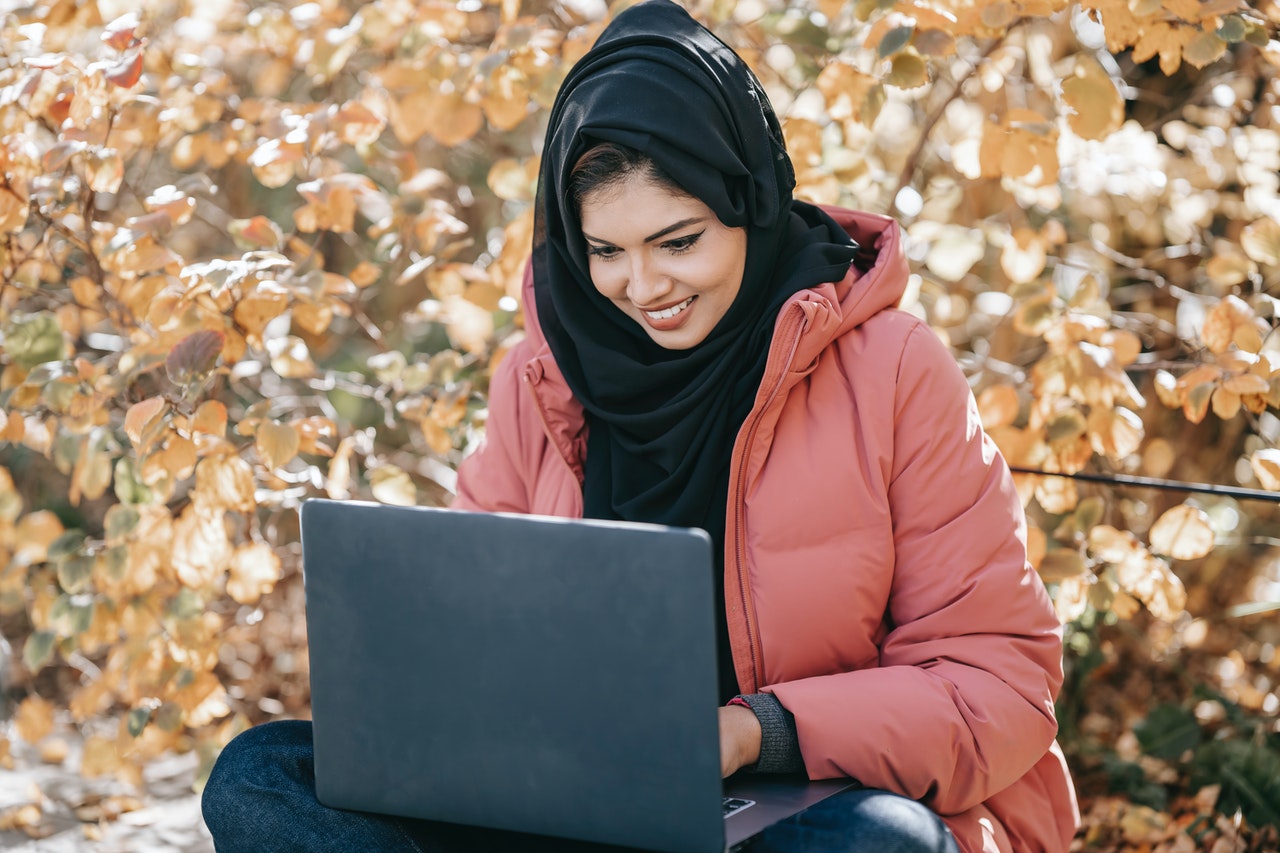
[626, 254, 673, 307]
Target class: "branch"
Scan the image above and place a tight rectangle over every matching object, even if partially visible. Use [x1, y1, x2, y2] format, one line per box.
[895, 32, 1011, 200]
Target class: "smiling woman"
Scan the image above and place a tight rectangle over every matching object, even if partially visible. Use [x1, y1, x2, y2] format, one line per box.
[575, 160, 747, 350]
[201, 1, 1079, 851]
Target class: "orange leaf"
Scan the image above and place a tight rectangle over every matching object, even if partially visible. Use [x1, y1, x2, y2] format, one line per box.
[1251, 448, 1280, 490]
[192, 401, 228, 437]
[101, 12, 141, 51]
[124, 397, 166, 449]
[14, 695, 55, 744]
[104, 49, 144, 89]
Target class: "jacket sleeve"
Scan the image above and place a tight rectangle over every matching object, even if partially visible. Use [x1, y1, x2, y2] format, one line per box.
[767, 321, 1063, 815]
[451, 339, 537, 514]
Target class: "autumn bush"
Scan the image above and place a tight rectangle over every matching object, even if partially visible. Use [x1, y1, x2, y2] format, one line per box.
[1, 0, 1278, 846]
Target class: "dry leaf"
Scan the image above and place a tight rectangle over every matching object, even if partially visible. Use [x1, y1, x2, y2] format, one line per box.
[1149, 505, 1215, 560]
[226, 542, 282, 605]
[14, 695, 56, 744]
[256, 421, 300, 470]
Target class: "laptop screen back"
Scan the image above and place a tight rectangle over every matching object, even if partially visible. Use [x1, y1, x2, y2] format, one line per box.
[301, 499, 727, 853]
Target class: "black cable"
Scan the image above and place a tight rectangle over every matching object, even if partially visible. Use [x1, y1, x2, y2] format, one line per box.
[1007, 467, 1280, 504]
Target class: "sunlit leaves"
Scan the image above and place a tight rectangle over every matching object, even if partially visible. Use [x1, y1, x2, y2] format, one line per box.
[1201, 295, 1263, 354]
[227, 542, 282, 605]
[1149, 505, 1215, 560]
[370, 464, 416, 506]
[1241, 218, 1280, 267]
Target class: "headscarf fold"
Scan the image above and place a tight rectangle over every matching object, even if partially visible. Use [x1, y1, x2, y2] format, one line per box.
[534, 0, 859, 537]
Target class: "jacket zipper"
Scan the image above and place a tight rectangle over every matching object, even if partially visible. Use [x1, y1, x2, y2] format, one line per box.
[732, 305, 808, 693]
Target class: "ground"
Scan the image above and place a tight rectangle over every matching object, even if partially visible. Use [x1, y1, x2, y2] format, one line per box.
[0, 733, 212, 853]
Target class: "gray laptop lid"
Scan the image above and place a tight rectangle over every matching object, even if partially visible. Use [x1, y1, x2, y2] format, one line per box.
[301, 499, 726, 853]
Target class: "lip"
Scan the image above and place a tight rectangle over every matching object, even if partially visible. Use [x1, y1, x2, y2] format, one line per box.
[639, 296, 696, 332]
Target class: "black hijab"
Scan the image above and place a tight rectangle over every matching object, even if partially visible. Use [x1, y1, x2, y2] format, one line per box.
[534, 0, 859, 542]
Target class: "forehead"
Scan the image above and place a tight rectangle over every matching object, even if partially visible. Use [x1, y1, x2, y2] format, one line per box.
[579, 175, 711, 237]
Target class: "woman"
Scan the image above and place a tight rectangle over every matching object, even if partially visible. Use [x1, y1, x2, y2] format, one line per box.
[202, 1, 1079, 850]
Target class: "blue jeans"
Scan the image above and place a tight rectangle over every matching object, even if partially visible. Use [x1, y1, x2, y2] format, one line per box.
[202, 721, 959, 853]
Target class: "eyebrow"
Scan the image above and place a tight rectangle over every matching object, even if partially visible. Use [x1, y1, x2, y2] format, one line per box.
[583, 216, 707, 246]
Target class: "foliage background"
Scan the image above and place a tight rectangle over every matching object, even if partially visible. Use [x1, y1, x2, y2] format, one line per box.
[1, 0, 1278, 848]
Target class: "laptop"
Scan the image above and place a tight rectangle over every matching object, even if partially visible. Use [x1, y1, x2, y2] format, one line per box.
[300, 499, 855, 853]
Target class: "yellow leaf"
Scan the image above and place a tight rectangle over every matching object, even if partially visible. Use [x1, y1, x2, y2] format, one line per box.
[172, 505, 231, 588]
[226, 542, 282, 605]
[481, 64, 531, 131]
[1054, 575, 1091, 623]
[1205, 253, 1256, 288]
[1218, 371, 1269, 394]
[234, 285, 290, 341]
[1089, 524, 1144, 563]
[14, 695, 55, 744]
[293, 416, 337, 456]
[886, 48, 928, 89]
[1241, 218, 1280, 267]
[1000, 228, 1046, 284]
[1202, 295, 1263, 353]
[1062, 56, 1124, 140]
[1211, 386, 1241, 419]
[1035, 474, 1078, 514]
[1250, 448, 1280, 490]
[1087, 407, 1144, 459]
[79, 736, 121, 778]
[256, 421, 299, 471]
[370, 464, 416, 506]
[195, 453, 255, 512]
[0, 184, 28, 233]
[1149, 505, 1215, 560]
[13, 510, 65, 564]
[327, 436, 356, 500]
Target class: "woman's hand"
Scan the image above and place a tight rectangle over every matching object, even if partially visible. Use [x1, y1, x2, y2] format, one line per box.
[718, 703, 763, 778]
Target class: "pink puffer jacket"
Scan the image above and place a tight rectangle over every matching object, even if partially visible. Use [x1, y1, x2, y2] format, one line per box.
[453, 208, 1080, 852]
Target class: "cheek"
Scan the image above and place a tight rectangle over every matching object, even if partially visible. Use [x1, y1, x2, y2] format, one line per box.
[587, 260, 624, 299]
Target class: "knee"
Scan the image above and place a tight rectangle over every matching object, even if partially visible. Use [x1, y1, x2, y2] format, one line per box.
[201, 720, 314, 838]
[827, 789, 958, 853]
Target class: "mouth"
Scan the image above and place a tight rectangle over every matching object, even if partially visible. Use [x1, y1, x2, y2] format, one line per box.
[643, 296, 695, 321]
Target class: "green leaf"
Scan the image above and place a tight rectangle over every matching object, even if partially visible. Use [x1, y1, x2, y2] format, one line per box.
[56, 555, 94, 595]
[878, 25, 913, 58]
[104, 504, 141, 542]
[127, 706, 152, 737]
[23, 630, 57, 673]
[113, 457, 155, 505]
[3, 312, 65, 369]
[1135, 704, 1201, 760]
[47, 529, 86, 562]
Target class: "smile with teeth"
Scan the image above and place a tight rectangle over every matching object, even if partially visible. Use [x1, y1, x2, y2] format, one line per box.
[644, 296, 695, 320]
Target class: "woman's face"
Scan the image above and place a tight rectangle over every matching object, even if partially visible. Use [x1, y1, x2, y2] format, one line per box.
[579, 174, 747, 350]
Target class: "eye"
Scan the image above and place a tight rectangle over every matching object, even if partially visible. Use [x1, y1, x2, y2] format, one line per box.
[662, 231, 703, 254]
[586, 244, 621, 261]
